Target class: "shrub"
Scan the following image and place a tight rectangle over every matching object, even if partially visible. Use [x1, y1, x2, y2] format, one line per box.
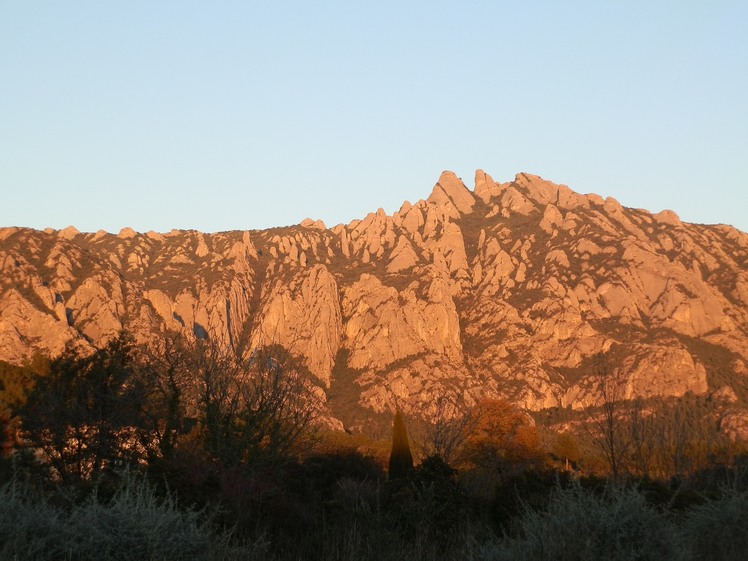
[482, 483, 687, 561]
[0, 481, 67, 561]
[67, 475, 231, 560]
[682, 488, 748, 561]
[0, 475, 263, 561]
[488, 470, 570, 533]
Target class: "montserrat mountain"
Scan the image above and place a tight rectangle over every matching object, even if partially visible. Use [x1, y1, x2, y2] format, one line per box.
[2, 171, 747, 436]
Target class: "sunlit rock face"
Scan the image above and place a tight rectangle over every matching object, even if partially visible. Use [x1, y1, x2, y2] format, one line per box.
[1, 170, 747, 436]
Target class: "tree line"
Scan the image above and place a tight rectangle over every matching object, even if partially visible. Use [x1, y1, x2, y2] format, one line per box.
[1, 335, 747, 560]
[1, 333, 320, 485]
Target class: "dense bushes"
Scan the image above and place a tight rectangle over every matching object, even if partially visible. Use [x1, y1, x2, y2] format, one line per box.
[0, 476, 258, 561]
[484, 483, 686, 561]
[682, 486, 748, 561]
[3, 336, 748, 560]
[4, 468, 748, 561]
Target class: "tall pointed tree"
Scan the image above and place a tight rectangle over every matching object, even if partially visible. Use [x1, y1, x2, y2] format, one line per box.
[388, 410, 413, 479]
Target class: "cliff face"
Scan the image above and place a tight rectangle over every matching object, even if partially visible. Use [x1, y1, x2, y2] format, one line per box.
[2, 171, 747, 434]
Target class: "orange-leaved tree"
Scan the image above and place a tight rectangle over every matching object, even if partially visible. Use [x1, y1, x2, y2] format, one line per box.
[463, 399, 542, 473]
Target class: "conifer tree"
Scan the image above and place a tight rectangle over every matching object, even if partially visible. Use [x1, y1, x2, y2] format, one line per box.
[388, 410, 413, 479]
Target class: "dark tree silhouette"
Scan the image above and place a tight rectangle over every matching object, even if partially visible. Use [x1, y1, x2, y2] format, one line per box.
[19, 334, 150, 483]
[143, 332, 320, 469]
[388, 410, 413, 479]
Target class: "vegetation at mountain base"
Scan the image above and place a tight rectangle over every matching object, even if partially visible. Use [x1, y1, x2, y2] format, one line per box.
[18, 335, 149, 484]
[1, 332, 748, 560]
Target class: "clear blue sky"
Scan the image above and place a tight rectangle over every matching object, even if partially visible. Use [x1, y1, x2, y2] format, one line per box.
[1, 1, 747, 233]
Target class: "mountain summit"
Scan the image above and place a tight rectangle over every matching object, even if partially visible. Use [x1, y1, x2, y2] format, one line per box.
[1, 171, 747, 436]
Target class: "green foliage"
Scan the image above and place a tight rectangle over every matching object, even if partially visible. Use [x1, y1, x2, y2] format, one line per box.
[388, 410, 413, 480]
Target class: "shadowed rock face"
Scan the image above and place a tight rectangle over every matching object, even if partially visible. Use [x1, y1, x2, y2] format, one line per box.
[2, 170, 747, 434]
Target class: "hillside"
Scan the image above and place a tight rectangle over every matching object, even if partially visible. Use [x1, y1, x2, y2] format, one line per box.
[2, 170, 747, 436]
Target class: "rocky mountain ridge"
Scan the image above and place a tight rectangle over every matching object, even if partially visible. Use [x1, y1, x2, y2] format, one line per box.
[2, 171, 747, 436]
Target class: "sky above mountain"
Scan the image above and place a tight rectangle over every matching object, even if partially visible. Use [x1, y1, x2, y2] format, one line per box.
[1, 1, 746, 234]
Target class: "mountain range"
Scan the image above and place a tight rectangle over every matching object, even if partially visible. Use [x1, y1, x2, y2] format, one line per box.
[2, 170, 747, 437]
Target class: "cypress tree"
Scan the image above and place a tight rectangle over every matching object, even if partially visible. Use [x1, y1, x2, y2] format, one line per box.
[388, 410, 413, 479]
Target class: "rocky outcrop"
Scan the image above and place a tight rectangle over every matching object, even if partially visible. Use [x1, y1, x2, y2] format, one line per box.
[1, 170, 747, 438]
[251, 265, 342, 386]
[0, 289, 83, 361]
[342, 268, 462, 371]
